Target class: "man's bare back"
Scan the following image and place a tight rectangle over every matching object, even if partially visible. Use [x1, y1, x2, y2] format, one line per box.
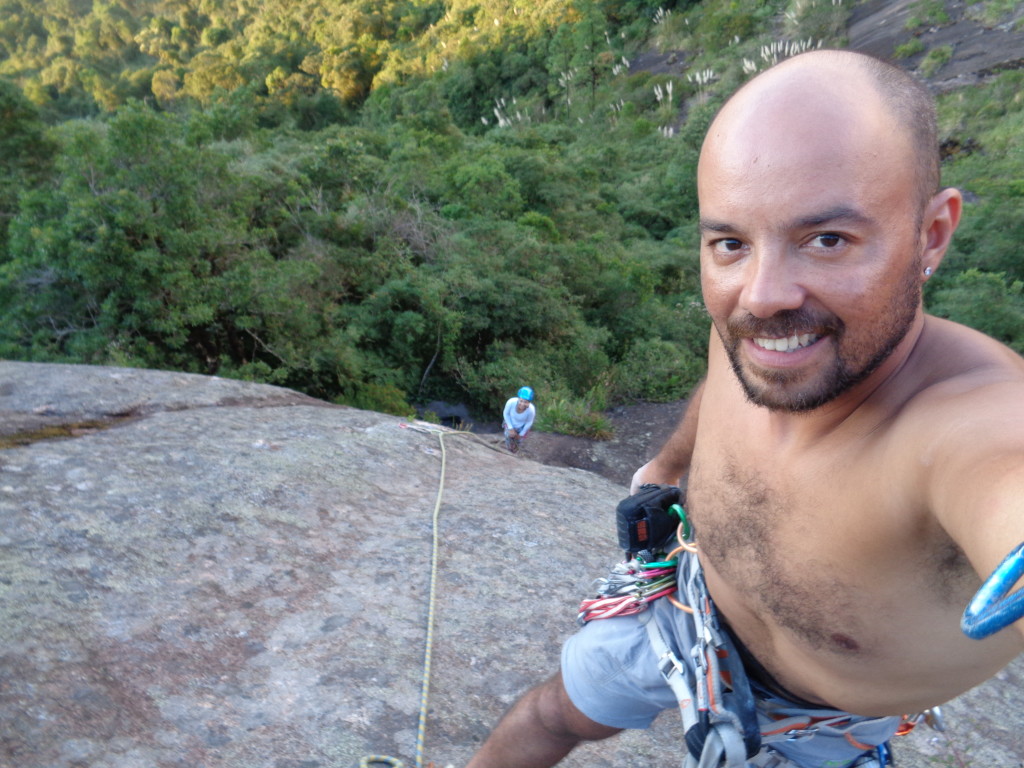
[694, 315, 1024, 716]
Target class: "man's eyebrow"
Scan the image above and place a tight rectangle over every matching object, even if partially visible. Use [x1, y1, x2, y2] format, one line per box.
[698, 218, 735, 234]
[699, 207, 872, 234]
[794, 206, 872, 229]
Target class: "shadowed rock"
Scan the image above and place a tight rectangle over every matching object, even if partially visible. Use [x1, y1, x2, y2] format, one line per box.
[1, 362, 1020, 767]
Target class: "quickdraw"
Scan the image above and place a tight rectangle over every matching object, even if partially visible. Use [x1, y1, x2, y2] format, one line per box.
[577, 515, 759, 766]
[577, 555, 680, 623]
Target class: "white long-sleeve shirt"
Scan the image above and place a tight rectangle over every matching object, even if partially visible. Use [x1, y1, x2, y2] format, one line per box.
[502, 397, 535, 437]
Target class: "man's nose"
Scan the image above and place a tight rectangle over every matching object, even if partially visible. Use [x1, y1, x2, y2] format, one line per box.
[739, 249, 805, 319]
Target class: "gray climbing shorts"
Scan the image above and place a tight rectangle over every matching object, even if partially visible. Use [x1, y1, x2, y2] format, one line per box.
[561, 591, 690, 728]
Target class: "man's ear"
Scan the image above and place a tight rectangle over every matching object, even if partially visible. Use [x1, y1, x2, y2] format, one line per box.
[921, 187, 963, 277]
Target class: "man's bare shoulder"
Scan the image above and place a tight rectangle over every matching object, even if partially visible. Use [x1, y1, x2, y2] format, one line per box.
[893, 315, 1024, 506]
[866, 316, 1024, 494]
[907, 315, 1024, 410]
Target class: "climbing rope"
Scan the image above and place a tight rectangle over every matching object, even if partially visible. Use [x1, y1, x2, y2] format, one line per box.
[410, 423, 446, 768]
[358, 422, 492, 768]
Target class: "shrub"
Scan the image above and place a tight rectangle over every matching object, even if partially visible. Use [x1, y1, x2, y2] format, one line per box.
[783, 0, 851, 41]
[535, 394, 615, 439]
[611, 337, 706, 402]
[893, 38, 926, 59]
[918, 45, 953, 77]
[905, 0, 951, 30]
[339, 382, 416, 417]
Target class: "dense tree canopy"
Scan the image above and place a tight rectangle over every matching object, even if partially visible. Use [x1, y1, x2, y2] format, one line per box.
[1, 0, 1021, 433]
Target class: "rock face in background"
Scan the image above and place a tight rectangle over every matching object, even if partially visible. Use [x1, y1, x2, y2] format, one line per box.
[1, 362, 1021, 768]
[847, 0, 1024, 92]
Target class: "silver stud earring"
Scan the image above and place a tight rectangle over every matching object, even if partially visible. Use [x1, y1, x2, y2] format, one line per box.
[924, 266, 933, 276]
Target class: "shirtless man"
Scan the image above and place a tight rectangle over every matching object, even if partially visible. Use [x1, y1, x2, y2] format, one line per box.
[465, 49, 1024, 768]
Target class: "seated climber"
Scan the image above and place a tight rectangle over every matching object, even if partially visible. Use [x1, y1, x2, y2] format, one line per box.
[502, 387, 536, 453]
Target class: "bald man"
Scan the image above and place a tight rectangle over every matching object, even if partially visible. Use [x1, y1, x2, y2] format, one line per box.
[465, 49, 1024, 768]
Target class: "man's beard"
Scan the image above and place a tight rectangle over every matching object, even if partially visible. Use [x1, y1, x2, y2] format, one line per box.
[718, 258, 923, 413]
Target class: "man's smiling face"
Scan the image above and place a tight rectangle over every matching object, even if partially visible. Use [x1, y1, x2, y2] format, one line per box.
[697, 58, 928, 412]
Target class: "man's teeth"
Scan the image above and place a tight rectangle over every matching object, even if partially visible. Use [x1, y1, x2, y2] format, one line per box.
[754, 333, 819, 352]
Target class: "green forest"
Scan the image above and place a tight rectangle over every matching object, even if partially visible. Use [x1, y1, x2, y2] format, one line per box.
[1, 0, 1022, 435]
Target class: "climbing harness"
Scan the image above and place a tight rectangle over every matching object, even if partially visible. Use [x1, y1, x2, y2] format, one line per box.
[357, 422, 498, 768]
[580, 501, 762, 766]
[641, 545, 762, 768]
[502, 422, 522, 454]
[961, 541, 1024, 640]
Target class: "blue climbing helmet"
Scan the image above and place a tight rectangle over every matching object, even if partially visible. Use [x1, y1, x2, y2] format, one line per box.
[517, 386, 535, 402]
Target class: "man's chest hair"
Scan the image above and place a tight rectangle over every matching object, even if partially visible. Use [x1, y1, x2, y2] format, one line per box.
[689, 450, 976, 652]
[690, 456, 855, 651]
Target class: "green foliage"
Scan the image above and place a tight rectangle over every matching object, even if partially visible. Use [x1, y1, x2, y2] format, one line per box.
[938, 194, 1024, 282]
[782, 0, 850, 40]
[905, 0, 951, 30]
[340, 381, 416, 417]
[935, 70, 1024, 283]
[535, 392, 615, 439]
[612, 338, 698, 401]
[0, 78, 56, 251]
[693, 0, 760, 48]
[964, 0, 1023, 29]
[892, 38, 926, 59]
[0, 104, 312, 372]
[0, 0, 1020, 434]
[570, 1, 613, 111]
[928, 270, 1024, 354]
[609, 298, 709, 401]
[918, 44, 952, 77]
[445, 155, 524, 218]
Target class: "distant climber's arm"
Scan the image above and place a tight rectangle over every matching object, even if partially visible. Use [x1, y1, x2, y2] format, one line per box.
[520, 407, 535, 437]
[502, 399, 515, 428]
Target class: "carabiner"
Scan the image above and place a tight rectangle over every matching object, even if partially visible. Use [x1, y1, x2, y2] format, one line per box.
[669, 503, 693, 541]
[961, 542, 1024, 639]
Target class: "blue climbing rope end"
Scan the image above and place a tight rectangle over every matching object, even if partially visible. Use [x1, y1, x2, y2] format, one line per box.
[961, 542, 1024, 640]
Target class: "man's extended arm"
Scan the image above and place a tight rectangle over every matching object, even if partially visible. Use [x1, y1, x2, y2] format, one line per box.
[927, 390, 1024, 642]
[630, 378, 704, 494]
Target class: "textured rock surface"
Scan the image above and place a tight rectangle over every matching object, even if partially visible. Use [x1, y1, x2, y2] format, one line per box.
[1, 362, 1021, 768]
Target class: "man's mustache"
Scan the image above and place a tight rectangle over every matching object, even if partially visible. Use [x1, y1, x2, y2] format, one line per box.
[726, 309, 842, 339]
